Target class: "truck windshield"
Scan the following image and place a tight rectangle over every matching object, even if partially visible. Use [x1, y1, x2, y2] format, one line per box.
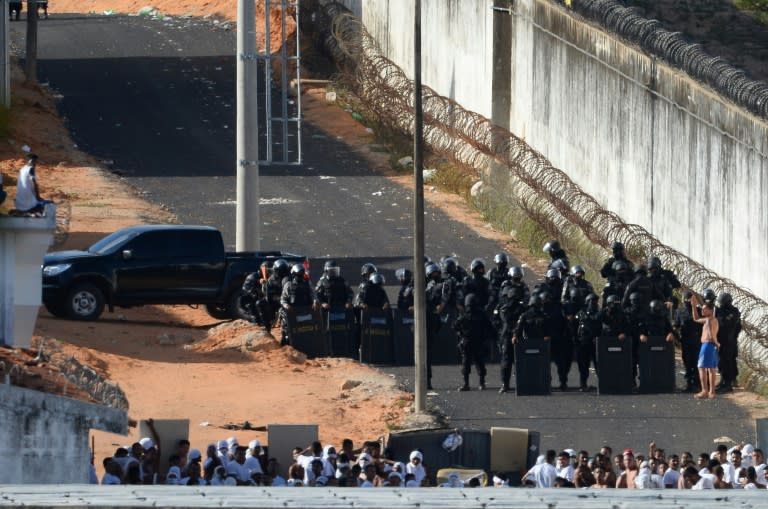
[88, 230, 138, 255]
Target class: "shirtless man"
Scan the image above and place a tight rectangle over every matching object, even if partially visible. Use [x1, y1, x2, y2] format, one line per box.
[691, 293, 720, 399]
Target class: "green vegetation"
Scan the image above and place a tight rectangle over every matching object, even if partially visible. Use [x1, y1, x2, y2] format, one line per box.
[735, 0, 768, 24]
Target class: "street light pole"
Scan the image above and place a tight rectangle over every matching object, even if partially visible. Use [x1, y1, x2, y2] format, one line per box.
[236, 0, 260, 251]
[413, 0, 427, 413]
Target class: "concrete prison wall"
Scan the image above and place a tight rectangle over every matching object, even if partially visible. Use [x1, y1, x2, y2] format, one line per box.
[334, 0, 768, 303]
[0, 384, 127, 484]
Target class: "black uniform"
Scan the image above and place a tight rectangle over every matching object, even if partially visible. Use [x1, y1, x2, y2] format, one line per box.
[259, 272, 286, 332]
[600, 253, 630, 282]
[601, 267, 633, 308]
[462, 274, 492, 310]
[622, 270, 663, 310]
[716, 303, 742, 390]
[241, 272, 265, 325]
[425, 276, 444, 388]
[315, 274, 353, 308]
[624, 301, 648, 385]
[543, 298, 570, 390]
[575, 301, 601, 390]
[279, 274, 315, 344]
[674, 301, 703, 391]
[488, 266, 511, 309]
[356, 281, 390, 309]
[454, 295, 494, 390]
[397, 280, 415, 311]
[514, 301, 556, 387]
[497, 285, 527, 392]
[640, 308, 674, 338]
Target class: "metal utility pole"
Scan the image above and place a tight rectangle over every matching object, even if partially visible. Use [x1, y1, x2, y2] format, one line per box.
[236, 0, 260, 251]
[24, 0, 38, 84]
[413, 0, 427, 413]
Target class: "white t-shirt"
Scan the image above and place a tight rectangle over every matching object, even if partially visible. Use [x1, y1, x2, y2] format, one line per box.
[662, 468, 680, 488]
[406, 462, 426, 484]
[534, 463, 557, 488]
[226, 460, 252, 483]
[244, 455, 264, 475]
[14, 163, 39, 211]
[556, 464, 574, 482]
[693, 474, 716, 489]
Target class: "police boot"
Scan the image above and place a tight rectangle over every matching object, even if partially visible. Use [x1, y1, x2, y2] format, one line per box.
[458, 375, 470, 392]
[479, 376, 486, 391]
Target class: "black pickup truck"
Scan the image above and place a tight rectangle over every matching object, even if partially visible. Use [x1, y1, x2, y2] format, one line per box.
[41, 224, 306, 321]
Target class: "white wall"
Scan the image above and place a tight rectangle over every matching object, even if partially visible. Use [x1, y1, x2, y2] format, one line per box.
[331, 0, 768, 302]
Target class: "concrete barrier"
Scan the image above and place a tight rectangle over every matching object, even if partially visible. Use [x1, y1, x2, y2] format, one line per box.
[0, 203, 56, 348]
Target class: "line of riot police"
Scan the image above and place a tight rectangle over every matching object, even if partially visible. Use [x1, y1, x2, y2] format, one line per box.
[238, 239, 741, 395]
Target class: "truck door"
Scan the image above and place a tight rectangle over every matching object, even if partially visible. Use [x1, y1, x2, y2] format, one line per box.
[168, 230, 225, 299]
[114, 230, 179, 301]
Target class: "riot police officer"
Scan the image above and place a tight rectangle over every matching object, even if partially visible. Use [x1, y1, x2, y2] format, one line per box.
[601, 260, 632, 308]
[599, 295, 630, 341]
[358, 273, 390, 310]
[315, 260, 353, 309]
[674, 291, 703, 392]
[622, 264, 663, 311]
[624, 291, 648, 388]
[562, 265, 595, 311]
[701, 288, 717, 308]
[488, 253, 512, 306]
[497, 283, 527, 393]
[647, 255, 681, 290]
[354, 263, 378, 307]
[258, 258, 290, 335]
[454, 294, 495, 391]
[279, 264, 316, 345]
[536, 268, 563, 304]
[241, 264, 267, 325]
[462, 258, 492, 310]
[640, 300, 675, 343]
[575, 293, 601, 391]
[396, 268, 414, 311]
[425, 262, 444, 390]
[647, 257, 674, 307]
[540, 290, 569, 390]
[543, 239, 570, 276]
[495, 266, 530, 333]
[600, 241, 630, 282]
[513, 294, 555, 390]
[715, 292, 742, 393]
[438, 257, 463, 314]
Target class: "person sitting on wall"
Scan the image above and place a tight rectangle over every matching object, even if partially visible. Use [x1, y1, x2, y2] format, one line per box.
[13, 154, 52, 216]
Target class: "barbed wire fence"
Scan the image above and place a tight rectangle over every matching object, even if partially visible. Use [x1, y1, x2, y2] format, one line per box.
[561, 0, 768, 121]
[312, 1, 768, 378]
[55, 355, 129, 411]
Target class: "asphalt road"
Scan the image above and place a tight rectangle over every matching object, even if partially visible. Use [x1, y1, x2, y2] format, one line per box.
[22, 13, 756, 456]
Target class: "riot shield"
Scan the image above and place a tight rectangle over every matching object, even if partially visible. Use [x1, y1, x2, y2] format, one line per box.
[638, 335, 676, 393]
[433, 306, 460, 365]
[392, 308, 415, 366]
[325, 307, 356, 359]
[596, 335, 633, 395]
[286, 306, 325, 358]
[513, 337, 551, 396]
[359, 308, 394, 365]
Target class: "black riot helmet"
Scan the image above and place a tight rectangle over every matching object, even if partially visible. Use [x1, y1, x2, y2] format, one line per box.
[273, 258, 290, 278]
[606, 294, 621, 308]
[396, 268, 413, 285]
[585, 293, 599, 311]
[543, 240, 561, 254]
[702, 288, 717, 304]
[290, 263, 306, 278]
[650, 300, 665, 315]
[509, 266, 524, 281]
[716, 293, 733, 308]
[470, 258, 485, 275]
[551, 258, 568, 275]
[494, 253, 509, 268]
[648, 256, 662, 270]
[425, 262, 441, 279]
[571, 265, 586, 278]
[369, 273, 385, 285]
[569, 288, 584, 304]
[441, 257, 458, 276]
[546, 268, 560, 281]
[323, 260, 340, 278]
[634, 264, 648, 276]
[361, 263, 378, 277]
[539, 290, 552, 304]
[612, 242, 624, 256]
[628, 292, 642, 307]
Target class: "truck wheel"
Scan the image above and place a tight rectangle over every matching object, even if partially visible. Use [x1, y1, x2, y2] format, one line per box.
[66, 283, 105, 321]
[205, 303, 231, 320]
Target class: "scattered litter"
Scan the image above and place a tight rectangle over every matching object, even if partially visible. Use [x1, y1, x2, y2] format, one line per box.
[103, 9, 115, 16]
[351, 111, 363, 122]
[398, 156, 413, 168]
[371, 191, 383, 196]
[318, 176, 335, 180]
[422, 168, 436, 181]
[138, 6, 156, 16]
[365, 127, 374, 133]
[200, 421, 210, 427]
[429, 186, 437, 192]
[325, 91, 337, 102]
[21, 144, 31, 153]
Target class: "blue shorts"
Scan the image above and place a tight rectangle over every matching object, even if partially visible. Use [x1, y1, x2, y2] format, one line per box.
[698, 342, 718, 368]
